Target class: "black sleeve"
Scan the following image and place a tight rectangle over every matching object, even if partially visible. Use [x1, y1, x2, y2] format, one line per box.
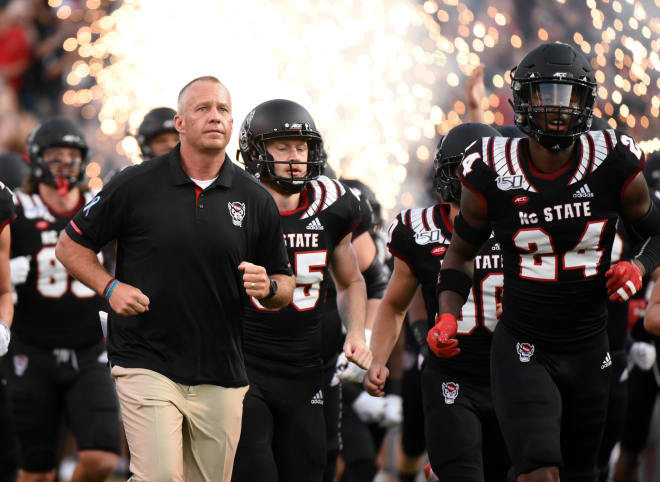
[0, 185, 16, 230]
[457, 138, 495, 196]
[341, 183, 362, 241]
[352, 194, 373, 239]
[386, 212, 413, 268]
[65, 167, 133, 252]
[253, 194, 292, 276]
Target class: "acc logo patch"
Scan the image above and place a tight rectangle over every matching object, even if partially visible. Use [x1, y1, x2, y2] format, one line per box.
[431, 246, 447, 256]
[35, 220, 50, 231]
[441, 382, 459, 404]
[228, 201, 246, 227]
[513, 195, 529, 206]
[516, 342, 535, 362]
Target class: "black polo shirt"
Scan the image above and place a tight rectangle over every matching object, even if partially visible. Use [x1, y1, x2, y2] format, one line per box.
[65, 146, 291, 386]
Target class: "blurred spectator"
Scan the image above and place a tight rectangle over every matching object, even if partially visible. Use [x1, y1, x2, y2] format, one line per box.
[0, 0, 31, 95]
[0, 76, 37, 154]
[19, 0, 78, 115]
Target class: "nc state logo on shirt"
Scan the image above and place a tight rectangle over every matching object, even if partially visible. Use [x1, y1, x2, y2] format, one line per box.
[228, 201, 246, 227]
[441, 382, 459, 404]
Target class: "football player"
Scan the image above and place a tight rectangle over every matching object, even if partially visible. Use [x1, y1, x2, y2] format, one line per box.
[436, 42, 660, 481]
[6, 117, 120, 481]
[326, 178, 396, 482]
[0, 173, 18, 481]
[233, 99, 370, 482]
[365, 122, 511, 481]
[136, 107, 179, 160]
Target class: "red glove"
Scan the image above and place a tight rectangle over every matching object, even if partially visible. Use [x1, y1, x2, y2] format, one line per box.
[605, 261, 642, 302]
[427, 313, 460, 358]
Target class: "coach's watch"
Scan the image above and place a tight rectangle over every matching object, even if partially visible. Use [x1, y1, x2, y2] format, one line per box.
[262, 278, 278, 300]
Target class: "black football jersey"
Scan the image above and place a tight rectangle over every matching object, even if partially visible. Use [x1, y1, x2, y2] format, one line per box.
[387, 204, 503, 379]
[242, 176, 361, 369]
[459, 130, 645, 345]
[11, 190, 103, 348]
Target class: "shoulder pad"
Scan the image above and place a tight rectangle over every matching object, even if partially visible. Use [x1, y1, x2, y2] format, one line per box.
[568, 129, 618, 183]
[301, 175, 349, 219]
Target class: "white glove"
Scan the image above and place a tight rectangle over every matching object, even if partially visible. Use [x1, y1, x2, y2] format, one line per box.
[381, 394, 403, 428]
[335, 352, 367, 384]
[352, 391, 386, 424]
[630, 342, 657, 371]
[0, 321, 10, 357]
[10, 256, 30, 285]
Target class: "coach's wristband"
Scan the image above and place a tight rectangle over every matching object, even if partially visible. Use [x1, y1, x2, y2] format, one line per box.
[105, 280, 119, 301]
[102, 278, 116, 297]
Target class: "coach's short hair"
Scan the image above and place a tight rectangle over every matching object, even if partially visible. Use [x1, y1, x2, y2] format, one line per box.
[177, 76, 228, 113]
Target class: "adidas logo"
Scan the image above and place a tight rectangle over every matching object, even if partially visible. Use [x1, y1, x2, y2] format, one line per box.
[311, 390, 324, 405]
[306, 218, 324, 231]
[573, 184, 594, 198]
[601, 352, 612, 370]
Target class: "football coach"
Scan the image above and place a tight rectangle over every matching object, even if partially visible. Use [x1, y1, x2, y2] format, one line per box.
[56, 76, 294, 482]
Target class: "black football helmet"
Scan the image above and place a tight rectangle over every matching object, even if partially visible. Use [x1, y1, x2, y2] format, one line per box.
[136, 107, 177, 159]
[341, 178, 383, 230]
[238, 99, 324, 193]
[510, 43, 596, 151]
[496, 124, 525, 137]
[0, 153, 29, 190]
[26, 116, 89, 191]
[434, 123, 500, 203]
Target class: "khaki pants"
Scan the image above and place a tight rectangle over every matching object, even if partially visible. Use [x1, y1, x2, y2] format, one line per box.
[111, 365, 248, 482]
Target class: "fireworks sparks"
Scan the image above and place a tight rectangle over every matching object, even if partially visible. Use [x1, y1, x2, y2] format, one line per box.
[62, 0, 456, 212]
[63, 0, 659, 212]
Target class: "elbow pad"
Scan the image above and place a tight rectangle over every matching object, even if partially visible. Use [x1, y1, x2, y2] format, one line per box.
[454, 212, 491, 246]
[362, 256, 390, 300]
[627, 202, 660, 276]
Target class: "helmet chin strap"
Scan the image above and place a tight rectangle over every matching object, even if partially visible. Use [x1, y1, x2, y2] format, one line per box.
[55, 176, 71, 197]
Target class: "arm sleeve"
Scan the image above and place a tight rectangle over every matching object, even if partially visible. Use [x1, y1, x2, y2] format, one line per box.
[253, 195, 292, 276]
[352, 195, 373, 239]
[339, 183, 362, 241]
[457, 139, 494, 215]
[0, 187, 16, 230]
[64, 168, 132, 253]
[386, 213, 414, 271]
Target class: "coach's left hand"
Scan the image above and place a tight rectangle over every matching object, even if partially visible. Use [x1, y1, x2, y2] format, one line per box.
[239, 261, 270, 299]
[344, 331, 372, 370]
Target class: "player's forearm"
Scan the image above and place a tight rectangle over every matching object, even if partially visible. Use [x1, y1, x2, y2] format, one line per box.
[644, 303, 660, 335]
[55, 232, 112, 297]
[644, 283, 660, 334]
[0, 292, 13, 328]
[337, 277, 368, 338]
[259, 273, 295, 309]
[370, 296, 407, 365]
